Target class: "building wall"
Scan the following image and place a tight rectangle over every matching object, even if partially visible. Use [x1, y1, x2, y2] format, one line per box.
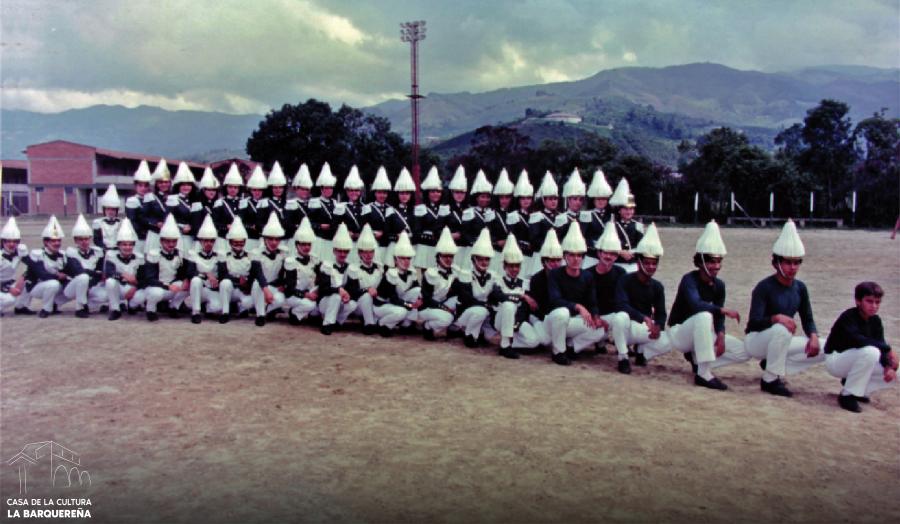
[27, 142, 96, 216]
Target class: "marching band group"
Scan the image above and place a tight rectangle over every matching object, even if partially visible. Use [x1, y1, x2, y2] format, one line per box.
[0, 159, 895, 412]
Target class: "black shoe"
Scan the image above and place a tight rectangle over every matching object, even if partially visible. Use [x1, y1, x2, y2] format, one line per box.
[634, 353, 647, 367]
[684, 352, 698, 374]
[759, 359, 767, 371]
[379, 325, 394, 337]
[99, 305, 109, 313]
[289, 314, 302, 326]
[499, 346, 520, 359]
[14, 307, 35, 315]
[760, 378, 793, 397]
[446, 328, 463, 339]
[237, 310, 249, 319]
[618, 358, 632, 374]
[191, 314, 202, 324]
[168, 307, 181, 319]
[266, 311, 279, 321]
[423, 328, 436, 341]
[52, 304, 60, 315]
[147, 311, 159, 322]
[566, 347, 578, 361]
[401, 324, 418, 335]
[75, 305, 90, 318]
[38, 309, 49, 318]
[127, 305, 139, 315]
[477, 334, 488, 346]
[552, 352, 571, 366]
[320, 324, 333, 336]
[255, 316, 266, 327]
[695, 375, 728, 391]
[838, 394, 861, 413]
[108, 310, 122, 321]
[464, 335, 477, 348]
[596, 343, 608, 355]
[219, 313, 230, 324]
[855, 395, 871, 403]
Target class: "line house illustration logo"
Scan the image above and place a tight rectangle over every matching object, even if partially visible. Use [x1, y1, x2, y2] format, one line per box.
[7, 441, 91, 495]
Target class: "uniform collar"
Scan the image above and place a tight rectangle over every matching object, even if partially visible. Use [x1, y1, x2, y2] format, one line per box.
[104, 217, 120, 224]
[117, 252, 134, 263]
[333, 261, 348, 272]
[359, 263, 378, 274]
[199, 250, 217, 259]
[43, 249, 61, 260]
[2, 251, 15, 261]
[262, 250, 279, 260]
[230, 250, 248, 259]
[504, 275, 520, 287]
[161, 249, 179, 260]
[473, 269, 491, 286]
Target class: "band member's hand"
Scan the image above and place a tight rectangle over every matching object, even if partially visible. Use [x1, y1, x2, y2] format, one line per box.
[805, 334, 820, 357]
[593, 315, 609, 331]
[722, 308, 741, 323]
[123, 273, 137, 285]
[884, 367, 896, 383]
[181, 225, 191, 233]
[339, 288, 350, 303]
[374, 231, 383, 239]
[496, 239, 506, 248]
[411, 297, 423, 309]
[715, 332, 726, 357]
[619, 250, 634, 261]
[645, 318, 661, 339]
[263, 287, 274, 304]
[452, 232, 461, 240]
[57, 272, 69, 281]
[124, 287, 136, 301]
[522, 294, 538, 311]
[239, 276, 247, 286]
[156, 222, 164, 229]
[575, 304, 593, 328]
[772, 314, 796, 334]
[169, 283, 182, 293]
[305, 290, 318, 301]
[207, 274, 218, 288]
[888, 350, 899, 371]
[321, 223, 331, 230]
[368, 287, 378, 297]
[9, 286, 20, 297]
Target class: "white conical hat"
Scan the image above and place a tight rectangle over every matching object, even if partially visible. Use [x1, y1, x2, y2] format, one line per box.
[41, 215, 64, 239]
[696, 220, 727, 256]
[394, 167, 415, 192]
[587, 169, 613, 198]
[116, 218, 137, 243]
[635, 223, 664, 258]
[448, 165, 467, 192]
[343, 165, 364, 190]
[371, 166, 392, 191]
[196, 214, 218, 239]
[514, 169, 534, 197]
[539, 229, 563, 259]
[223, 163, 243, 186]
[173, 162, 196, 186]
[560, 221, 587, 253]
[421, 166, 442, 191]
[246, 165, 267, 189]
[261, 212, 285, 238]
[267, 161, 287, 186]
[470, 228, 494, 259]
[292, 163, 313, 188]
[332, 222, 353, 250]
[434, 226, 458, 255]
[199, 167, 220, 190]
[226, 216, 248, 241]
[772, 219, 805, 257]
[357, 223, 377, 251]
[293, 216, 315, 243]
[71, 214, 92, 238]
[595, 219, 622, 252]
[159, 213, 181, 240]
[152, 158, 171, 182]
[133, 160, 153, 183]
[493, 168, 514, 195]
[100, 184, 121, 208]
[502, 233, 524, 264]
[470, 169, 493, 195]
[393, 231, 416, 258]
[609, 178, 635, 207]
[562, 168, 586, 198]
[316, 162, 337, 187]
[536, 172, 559, 198]
[0, 217, 21, 240]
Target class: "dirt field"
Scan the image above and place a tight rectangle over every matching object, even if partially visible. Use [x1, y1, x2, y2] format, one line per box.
[2, 218, 898, 523]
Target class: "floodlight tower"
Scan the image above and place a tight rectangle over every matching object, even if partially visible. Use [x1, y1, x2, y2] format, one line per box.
[400, 20, 426, 203]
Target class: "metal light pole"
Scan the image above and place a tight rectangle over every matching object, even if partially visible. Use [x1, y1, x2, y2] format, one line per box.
[400, 20, 426, 204]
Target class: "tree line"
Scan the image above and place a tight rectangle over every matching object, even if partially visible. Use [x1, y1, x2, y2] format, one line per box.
[247, 98, 898, 226]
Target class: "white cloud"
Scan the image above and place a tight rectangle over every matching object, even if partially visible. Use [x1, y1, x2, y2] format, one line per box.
[622, 51, 637, 63]
[1, 87, 269, 114]
[280, 0, 367, 46]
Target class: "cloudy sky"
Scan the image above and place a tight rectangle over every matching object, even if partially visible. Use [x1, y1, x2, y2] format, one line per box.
[2, 0, 897, 114]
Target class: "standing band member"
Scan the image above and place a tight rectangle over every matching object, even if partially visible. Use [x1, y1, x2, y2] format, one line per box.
[824, 281, 897, 412]
[126, 160, 153, 253]
[93, 184, 122, 252]
[241, 165, 267, 253]
[334, 165, 366, 265]
[591, 220, 634, 374]
[362, 166, 394, 265]
[283, 217, 321, 326]
[419, 227, 464, 340]
[581, 169, 613, 267]
[188, 215, 223, 324]
[385, 168, 416, 268]
[745, 220, 824, 397]
[104, 218, 147, 320]
[489, 168, 515, 275]
[0, 218, 31, 315]
[443, 166, 469, 267]
[528, 173, 560, 276]
[507, 170, 536, 277]
[413, 166, 444, 271]
[556, 168, 586, 243]
[310, 162, 338, 264]
[609, 178, 643, 273]
[190, 167, 220, 249]
[143, 214, 191, 322]
[668, 221, 746, 389]
[256, 161, 289, 250]
[461, 170, 495, 269]
[316, 223, 359, 335]
[285, 163, 314, 241]
[140, 159, 172, 254]
[168, 162, 196, 252]
[68, 214, 108, 313]
[212, 163, 245, 254]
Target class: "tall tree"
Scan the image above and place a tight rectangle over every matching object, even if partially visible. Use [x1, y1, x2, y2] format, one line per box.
[797, 99, 858, 212]
[852, 110, 900, 225]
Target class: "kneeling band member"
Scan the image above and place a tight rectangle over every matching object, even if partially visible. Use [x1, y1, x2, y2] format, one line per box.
[283, 217, 321, 325]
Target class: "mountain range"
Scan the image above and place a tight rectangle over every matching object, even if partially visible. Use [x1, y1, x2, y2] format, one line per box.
[2, 63, 896, 166]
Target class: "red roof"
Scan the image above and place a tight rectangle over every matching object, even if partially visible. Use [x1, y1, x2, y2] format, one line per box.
[25, 140, 206, 169]
[1, 160, 28, 170]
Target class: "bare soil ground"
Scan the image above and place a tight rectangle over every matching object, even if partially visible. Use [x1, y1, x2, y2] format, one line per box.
[2, 218, 899, 523]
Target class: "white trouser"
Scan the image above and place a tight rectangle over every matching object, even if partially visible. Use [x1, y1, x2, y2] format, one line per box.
[668, 312, 747, 366]
[545, 307, 607, 354]
[145, 286, 189, 313]
[251, 281, 286, 316]
[105, 280, 147, 310]
[189, 277, 223, 314]
[78, 284, 108, 310]
[744, 324, 825, 378]
[285, 295, 319, 320]
[528, 315, 552, 346]
[319, 294, 357, 326]
[218, 279, 253, 315]
[455, 306, 489, 338]
[356, 293, 377, 325]
[826, 347, 895, 398]
[494, 301, 540, 349]
[0, 289, 31, 312]
[375, 303, 416, 329]
[599, 311, 631, 356]
[420, 308, 455, 332]
[626, 320, 672, 360]
[54, 274, 90, 308]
